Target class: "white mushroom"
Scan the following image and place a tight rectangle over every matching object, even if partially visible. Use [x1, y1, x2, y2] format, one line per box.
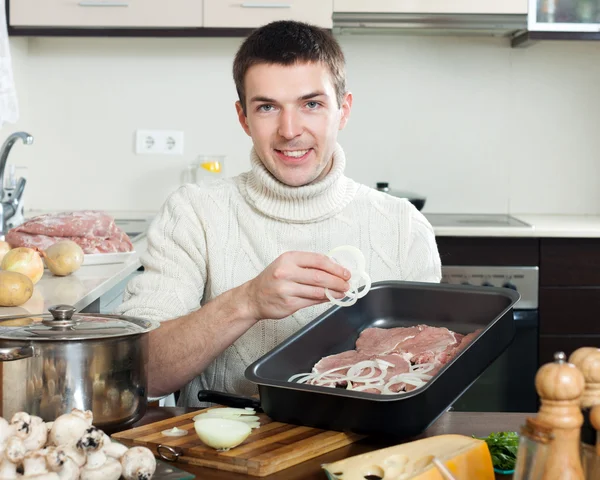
[45, 446, 80, 480]
[77, 427, 121, 480]
[0, 436, 26, 479]
[70, 409, 93, 426]
[0, 416, 15, 445]
[120, 446, 156, 480]
[49, 413, 90, 447]
[21, 450, 59, 480]
[10, 412, 48, 451]
[59, 443, 86, 469]
[102, 433, 128, 460]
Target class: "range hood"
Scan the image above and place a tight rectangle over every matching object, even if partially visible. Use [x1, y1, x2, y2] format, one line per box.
[331, 0, 600, 47]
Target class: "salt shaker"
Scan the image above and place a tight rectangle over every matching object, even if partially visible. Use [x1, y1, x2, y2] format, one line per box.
[535, 351, 585, 480]
[513, 417, 554, 480]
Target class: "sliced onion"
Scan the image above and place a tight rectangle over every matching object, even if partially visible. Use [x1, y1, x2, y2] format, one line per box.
[194, 418, 252, 451]
[161, 427, 188, 437]
[325, 246, 372, 306]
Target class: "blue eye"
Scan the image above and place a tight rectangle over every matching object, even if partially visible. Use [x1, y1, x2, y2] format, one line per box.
[306, 101, 319, 109]
[258, 104, 274, 112]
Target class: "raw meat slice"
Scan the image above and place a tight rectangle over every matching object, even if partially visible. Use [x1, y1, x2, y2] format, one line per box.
[355, 325, 426, 355]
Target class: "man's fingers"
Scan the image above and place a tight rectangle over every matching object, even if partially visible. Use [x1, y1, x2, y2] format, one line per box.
[283, 251, 351, 280]
[293, 284, 347, 301]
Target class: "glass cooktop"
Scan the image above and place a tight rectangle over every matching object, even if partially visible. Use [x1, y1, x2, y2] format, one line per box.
[424, 214, 532, 228]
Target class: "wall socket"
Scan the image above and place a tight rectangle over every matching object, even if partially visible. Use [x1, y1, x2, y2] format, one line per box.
[135, 130, 184, 155]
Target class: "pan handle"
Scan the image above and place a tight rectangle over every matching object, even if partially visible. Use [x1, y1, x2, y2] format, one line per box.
[197, 390, 263, 412]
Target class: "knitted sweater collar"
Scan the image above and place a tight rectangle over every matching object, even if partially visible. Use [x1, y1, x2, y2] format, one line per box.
[239, 143, 357, 223]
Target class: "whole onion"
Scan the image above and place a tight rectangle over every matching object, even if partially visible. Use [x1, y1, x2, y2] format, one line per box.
[40, 240, 84, 276]
[1, 247, 45, 284]
[0, 241, 10, 263]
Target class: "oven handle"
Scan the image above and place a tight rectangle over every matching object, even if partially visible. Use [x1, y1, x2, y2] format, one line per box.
[513, 310, 538, 328]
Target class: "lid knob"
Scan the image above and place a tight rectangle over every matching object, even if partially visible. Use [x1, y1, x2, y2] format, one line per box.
[48, 305, 76, 321]
[535, 351, 585, 480]
[568, 347, 600, 409]
[376, 182, 389, 190]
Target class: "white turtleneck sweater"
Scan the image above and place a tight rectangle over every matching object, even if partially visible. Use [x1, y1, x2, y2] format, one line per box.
[116, 144, 442, 406]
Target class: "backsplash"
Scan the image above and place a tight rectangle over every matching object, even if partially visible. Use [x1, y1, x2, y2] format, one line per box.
[3, 34, 600, 215]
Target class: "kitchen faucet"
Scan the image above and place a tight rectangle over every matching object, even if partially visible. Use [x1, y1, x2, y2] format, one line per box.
[0, 131, 33, 239]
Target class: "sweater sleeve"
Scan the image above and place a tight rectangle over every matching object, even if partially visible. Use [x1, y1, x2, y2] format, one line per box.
[402, 207, 442, 283]
[115, 186, 208, 321]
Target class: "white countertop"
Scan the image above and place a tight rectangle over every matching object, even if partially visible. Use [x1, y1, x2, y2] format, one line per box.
[0, 237, 147, 318]
[432, 214, 600, 238]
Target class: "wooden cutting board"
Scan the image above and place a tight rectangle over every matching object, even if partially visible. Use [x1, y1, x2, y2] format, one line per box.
[112, 407, 365, 477]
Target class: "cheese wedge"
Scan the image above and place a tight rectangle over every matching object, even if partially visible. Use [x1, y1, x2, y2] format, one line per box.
[322, 434, 494, 480]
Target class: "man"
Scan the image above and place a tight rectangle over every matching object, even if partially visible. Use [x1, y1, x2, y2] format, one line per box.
[117, 20, 441, 406]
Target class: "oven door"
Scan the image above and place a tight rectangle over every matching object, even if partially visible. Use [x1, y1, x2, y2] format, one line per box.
[450, 309, 539, 413]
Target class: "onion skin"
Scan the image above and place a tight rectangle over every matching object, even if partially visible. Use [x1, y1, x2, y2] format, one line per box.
[0, 241, 10, 263]
[1, 247, 44, 284]
[41, 240, 84, 276]
[0, 271, 34, 307]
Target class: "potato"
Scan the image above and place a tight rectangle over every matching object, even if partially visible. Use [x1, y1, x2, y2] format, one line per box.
[42, 240, 84, 276]
[0, 271, 34, 307]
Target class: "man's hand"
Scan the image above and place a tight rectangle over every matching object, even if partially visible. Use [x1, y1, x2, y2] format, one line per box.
[240, 251, 351, 321]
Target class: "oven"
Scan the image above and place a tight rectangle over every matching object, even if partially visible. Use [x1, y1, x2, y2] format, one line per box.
[441, 265, 540, 413]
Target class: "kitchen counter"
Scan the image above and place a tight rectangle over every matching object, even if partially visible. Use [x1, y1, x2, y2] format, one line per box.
[0, 236, 148, 318]
[431, 214, 600, 238]
[127, 407, 526, 480]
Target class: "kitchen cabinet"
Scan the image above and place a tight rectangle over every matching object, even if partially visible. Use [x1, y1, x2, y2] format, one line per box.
[538, 238, 600, 364]
[9, 0, 203, 28]
[203, 0, 334, 29]
[333, 0, 527, 14]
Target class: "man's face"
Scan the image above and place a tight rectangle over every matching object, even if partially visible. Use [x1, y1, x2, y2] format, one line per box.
[236, 61, 352, 187]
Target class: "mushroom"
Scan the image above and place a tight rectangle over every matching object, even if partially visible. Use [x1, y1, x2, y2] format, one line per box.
[49, 412, 90, 447]
[70, 409, 93, 426]
[101, 433, 128, 460]
[0, 436, 26, 479]
[10, 412, 48, 451]
[0, 416, 15, 445]
[21, 450, 59, 480]
[45, 446, 80, 480]
[120, 446, 156, 480]
[77, 427, 121, 480]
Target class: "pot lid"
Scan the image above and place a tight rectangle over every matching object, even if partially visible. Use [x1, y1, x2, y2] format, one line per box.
[0, 305, 160, 341]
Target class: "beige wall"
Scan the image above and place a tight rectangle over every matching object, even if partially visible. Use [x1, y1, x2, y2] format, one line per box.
[4, 34, 600, 215]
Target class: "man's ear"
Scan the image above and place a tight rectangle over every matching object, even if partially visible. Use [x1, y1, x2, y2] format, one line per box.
[338, 92, 353, 131]
[236, 101, 251, 137]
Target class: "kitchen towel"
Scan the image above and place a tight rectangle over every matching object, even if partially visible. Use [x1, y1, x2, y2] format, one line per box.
[0, 0, 18, 127]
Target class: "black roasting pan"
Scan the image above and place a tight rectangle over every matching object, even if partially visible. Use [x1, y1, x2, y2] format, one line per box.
[202, 281, 520, 439]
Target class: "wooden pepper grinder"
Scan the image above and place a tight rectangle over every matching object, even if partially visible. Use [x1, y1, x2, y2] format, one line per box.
[536, 351, 585, 480]
[569, 347, 600, 444]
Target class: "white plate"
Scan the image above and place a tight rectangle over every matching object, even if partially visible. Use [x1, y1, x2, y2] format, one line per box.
[83, 251, 137, 266]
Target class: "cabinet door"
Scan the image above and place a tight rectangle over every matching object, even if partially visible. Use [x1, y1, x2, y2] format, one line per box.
[333, 0, 527, 15]
[204, 0, 333, 29]
[10, 0, 203, 28]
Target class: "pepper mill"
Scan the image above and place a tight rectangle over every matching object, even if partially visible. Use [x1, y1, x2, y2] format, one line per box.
[569, 347, 600, 447]
[535, 351, 585, 480]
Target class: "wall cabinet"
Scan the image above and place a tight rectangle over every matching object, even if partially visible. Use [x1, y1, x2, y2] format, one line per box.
[333, 0, 527, 14]
[204, 1, 333, 29]
[10, 0, 203, 28]
[9, 0, 334, 33]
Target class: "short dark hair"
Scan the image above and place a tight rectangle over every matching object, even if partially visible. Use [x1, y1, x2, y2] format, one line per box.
[233, 20, 346, 115]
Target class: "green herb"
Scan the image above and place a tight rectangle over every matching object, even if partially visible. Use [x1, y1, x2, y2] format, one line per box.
[475, 431, 519, 471]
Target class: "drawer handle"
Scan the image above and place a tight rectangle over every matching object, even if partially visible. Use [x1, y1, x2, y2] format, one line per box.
[241, 3, 291, 8]
[78, 1, 129, 6]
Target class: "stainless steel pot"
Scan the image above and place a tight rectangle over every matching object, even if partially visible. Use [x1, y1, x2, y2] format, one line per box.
[0, 304, 160, 431]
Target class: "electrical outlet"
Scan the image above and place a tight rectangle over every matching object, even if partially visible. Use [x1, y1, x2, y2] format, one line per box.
[135, 130, 184, 155]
